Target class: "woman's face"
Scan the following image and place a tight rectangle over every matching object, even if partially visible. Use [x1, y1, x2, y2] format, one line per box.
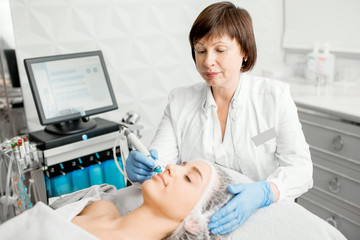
[194, 34, 245, 90]
[142, 161, 212, 222]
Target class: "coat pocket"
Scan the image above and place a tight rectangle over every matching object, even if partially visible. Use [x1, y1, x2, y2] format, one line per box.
[255, 137, 277, 162]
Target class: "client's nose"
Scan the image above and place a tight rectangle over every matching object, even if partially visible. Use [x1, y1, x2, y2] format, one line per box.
[165, 164, 175, 177]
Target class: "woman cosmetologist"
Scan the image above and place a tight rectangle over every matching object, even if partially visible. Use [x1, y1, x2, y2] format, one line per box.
[125, 1, 313, 235]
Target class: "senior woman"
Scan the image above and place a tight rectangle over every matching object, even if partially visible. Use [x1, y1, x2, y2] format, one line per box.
[125, 1, 313, 235]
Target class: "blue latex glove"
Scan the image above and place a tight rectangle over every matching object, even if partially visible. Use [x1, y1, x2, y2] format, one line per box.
[125, 149, 158, 183]
[208, 181, 274, 235]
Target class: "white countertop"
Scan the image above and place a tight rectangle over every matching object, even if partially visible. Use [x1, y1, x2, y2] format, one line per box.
[282, 77, 360, 123]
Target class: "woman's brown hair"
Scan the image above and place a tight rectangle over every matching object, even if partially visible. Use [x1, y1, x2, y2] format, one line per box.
[189, 1, 257, 72]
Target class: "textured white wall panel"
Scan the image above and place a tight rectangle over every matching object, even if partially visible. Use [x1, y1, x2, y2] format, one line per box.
[0, 0, 16, 48]
[10, 0, 282, 145]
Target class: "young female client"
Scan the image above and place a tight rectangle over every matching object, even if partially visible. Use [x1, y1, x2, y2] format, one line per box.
[71, 160, 233, 239]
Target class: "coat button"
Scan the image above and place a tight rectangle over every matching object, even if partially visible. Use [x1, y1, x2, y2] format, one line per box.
[232, 113, 237, 121]
[231, 100, 238, 109]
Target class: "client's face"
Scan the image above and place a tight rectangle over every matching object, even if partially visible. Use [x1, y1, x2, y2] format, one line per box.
[142, 160, 212, 222]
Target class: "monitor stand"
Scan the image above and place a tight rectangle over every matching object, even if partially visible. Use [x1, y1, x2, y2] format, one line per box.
[45, 118, 97, 135]
[29, 117, 119, 150]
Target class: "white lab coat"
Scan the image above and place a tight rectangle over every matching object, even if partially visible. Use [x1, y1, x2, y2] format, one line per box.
[150, 73, 313, 200]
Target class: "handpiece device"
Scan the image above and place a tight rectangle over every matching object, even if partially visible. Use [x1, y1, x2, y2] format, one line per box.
[124, 129, 164, 173]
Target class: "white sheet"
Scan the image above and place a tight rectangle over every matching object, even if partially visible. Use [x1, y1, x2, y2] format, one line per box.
[0, 201, 97, 240]
[218, 166, 346, 240]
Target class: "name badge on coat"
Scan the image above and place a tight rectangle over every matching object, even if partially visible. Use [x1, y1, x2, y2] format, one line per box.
[252, 127, 276, 146]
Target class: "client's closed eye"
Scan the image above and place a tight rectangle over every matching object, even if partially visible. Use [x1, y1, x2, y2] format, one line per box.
[180, 162, 203, 183]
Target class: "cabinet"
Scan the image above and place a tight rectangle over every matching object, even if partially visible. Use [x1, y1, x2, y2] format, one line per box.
[296, 107, 360, 240]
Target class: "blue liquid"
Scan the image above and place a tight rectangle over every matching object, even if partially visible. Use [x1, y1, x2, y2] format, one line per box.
[44, 175, 53, 198]
[102, 158, 125, 189]
[51, 174, 71, 197]
[71, 168, 90, 192]
[87, 164, 104, 185]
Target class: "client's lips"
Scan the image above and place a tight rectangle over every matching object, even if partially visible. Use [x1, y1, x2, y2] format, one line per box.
[155, 173, 166, 186]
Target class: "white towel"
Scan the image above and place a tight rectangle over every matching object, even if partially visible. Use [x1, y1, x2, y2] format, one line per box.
[0, 202, 97, 240]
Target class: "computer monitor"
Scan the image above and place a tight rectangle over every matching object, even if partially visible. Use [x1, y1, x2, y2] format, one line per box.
[24, 51, 118, 135]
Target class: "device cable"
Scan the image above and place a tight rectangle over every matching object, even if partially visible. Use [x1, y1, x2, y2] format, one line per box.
[3, 154, 13, 221]
[28, 167, 43, 203]
[112, 132, 133, 185]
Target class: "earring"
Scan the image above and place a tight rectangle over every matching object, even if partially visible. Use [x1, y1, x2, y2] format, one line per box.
[244, 58, 248, 62]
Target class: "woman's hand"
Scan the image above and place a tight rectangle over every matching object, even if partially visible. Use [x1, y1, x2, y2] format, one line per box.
[208, 181, 274, 235]
[125, 149, 158, 183]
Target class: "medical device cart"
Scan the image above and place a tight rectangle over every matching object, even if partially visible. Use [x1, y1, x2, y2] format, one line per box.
[29, 117, 121, 203]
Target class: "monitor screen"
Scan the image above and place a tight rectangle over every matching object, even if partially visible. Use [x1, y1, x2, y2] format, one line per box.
[24, 51, 118, 132]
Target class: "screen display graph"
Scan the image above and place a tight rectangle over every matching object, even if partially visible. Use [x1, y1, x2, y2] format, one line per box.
[24, 51, 117, 134]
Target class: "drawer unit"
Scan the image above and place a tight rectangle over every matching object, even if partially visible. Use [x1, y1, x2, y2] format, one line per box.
[298, 193, 360, 240]
[311, 151, 360, 207]
[297, 107, 360, 240]
[299, 110, 360, 163]
[310, 147, 360, 183]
